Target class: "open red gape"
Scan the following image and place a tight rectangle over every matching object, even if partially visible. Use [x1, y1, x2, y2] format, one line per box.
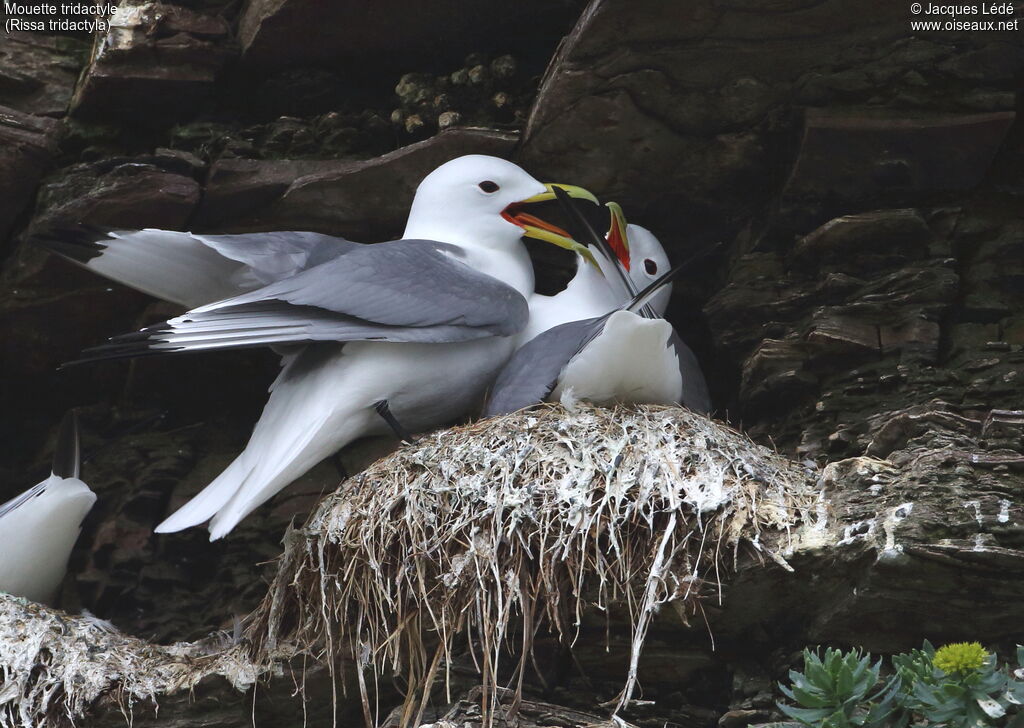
[501, 204, 575, 240]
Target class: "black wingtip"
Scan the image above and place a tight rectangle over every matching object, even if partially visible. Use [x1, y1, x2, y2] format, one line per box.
[551, 187, 641, 306]
[27, 222, 112, 264]
[59, 323, 180, 368]
[552, 186, 608, 252]
[51, 410, 80, 479]
[61, 343, 183, 369]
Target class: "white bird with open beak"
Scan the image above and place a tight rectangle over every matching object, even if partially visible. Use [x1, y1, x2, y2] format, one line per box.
[517, 201, 674, 346]
[485, 201, 711, 416]
[68, 155, 596, 539]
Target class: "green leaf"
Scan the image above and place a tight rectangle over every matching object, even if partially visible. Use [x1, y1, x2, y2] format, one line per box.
[914, 681, 939, 704]
[789, 670, 810, 690]
[850, 654, 870, 686]
[791, 684, 833, 709]
[865, 696, 896, 722]
[778, 702, 833, 725]
[837, 661, 855, 700]
[806, 656, 833, 693]
[975, 668, 1006, 694]
[965, 698, 992, 728]
[1005, 681, 1024, 704]
[820, 708, 850, 728]
[925, 700, 967, 723]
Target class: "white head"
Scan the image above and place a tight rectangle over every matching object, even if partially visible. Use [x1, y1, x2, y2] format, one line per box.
[403, 155, 597, 294]
[626, 224, 673, 316]
[603, 203, 674, 316]
[403, 155, 582, 248]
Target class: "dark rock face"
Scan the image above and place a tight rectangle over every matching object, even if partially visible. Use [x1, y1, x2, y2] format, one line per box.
[198, 128, 518, 237]
[35, 159, 202, 230]
[237, 0, 585, 72]
[0, 107, 61, 243]
[778, 109, 1017, 235]
[70, 3, 235, 121]
[0, 32, 86, 117]
[518, 0, 1022, 250]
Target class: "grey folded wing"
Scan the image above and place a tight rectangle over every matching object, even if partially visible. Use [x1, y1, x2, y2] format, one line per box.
[73, 239, 530, 364]
[483, 315, 610, 417]
[195, 231, 359, 286]
[670, 331, 712, 414]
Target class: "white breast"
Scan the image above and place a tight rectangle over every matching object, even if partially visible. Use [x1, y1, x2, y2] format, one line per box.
[552, 311, 682, 406]
[0, 476, 96, 604]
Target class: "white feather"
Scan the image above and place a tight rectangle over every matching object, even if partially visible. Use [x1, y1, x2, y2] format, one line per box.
[519, 222, 672, 347]
[552, 311, 682, 406]
[87, 230, 250, 307]
[0, 474, 96, 604]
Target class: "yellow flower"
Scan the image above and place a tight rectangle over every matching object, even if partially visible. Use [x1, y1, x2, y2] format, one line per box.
[933, 642, 989, 674]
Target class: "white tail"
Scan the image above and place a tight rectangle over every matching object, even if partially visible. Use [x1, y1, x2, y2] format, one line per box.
[158, 345, 375, 539]
[154, 455, 256, 533]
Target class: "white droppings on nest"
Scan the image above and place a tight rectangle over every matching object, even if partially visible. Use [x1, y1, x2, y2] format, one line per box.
[248, 404, 817, 727]
[0, 595, 259, 728]
[998, 499, 1011, 524]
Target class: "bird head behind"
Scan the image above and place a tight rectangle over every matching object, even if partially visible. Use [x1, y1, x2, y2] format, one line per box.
[625, 224, 673, 316]
[604, 203, 673, 317]
[403, 155, 596, 256]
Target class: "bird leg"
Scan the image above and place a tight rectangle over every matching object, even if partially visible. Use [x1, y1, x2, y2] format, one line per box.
[374, 400, 417, 445]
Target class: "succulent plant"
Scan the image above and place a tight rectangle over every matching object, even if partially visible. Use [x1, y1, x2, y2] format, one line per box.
[780, 642, 1024, 728]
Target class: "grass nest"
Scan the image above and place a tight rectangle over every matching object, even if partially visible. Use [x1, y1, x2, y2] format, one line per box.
[0, 595, 257, 727]
[248, 404, 818, 727]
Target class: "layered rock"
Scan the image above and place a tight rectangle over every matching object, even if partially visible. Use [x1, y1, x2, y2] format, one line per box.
[0, 31, 86, 117]
[236, 0, 583, 72]
[0, 107, 62, 244]
[70, 2, 235, 121]
[198, 127, 518, 236]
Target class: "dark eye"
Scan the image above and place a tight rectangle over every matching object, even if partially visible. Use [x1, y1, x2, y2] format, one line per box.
[644, 258, 658, 275]
[478, 180, 500, 193]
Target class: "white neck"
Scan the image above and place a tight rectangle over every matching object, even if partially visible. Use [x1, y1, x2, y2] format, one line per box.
[404, 213, 535, 296]
[563, 257, 622, 311]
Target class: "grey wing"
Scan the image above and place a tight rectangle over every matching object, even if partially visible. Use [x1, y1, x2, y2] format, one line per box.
[0, 482, 47, 521]
[74, 239, 529, 363]
[194, 231, 358, 286]
[31, 225, 250, 307]
[670, 332, 712, 414]
[31, 225, 357, 307]
[483, 316, 610, 417]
